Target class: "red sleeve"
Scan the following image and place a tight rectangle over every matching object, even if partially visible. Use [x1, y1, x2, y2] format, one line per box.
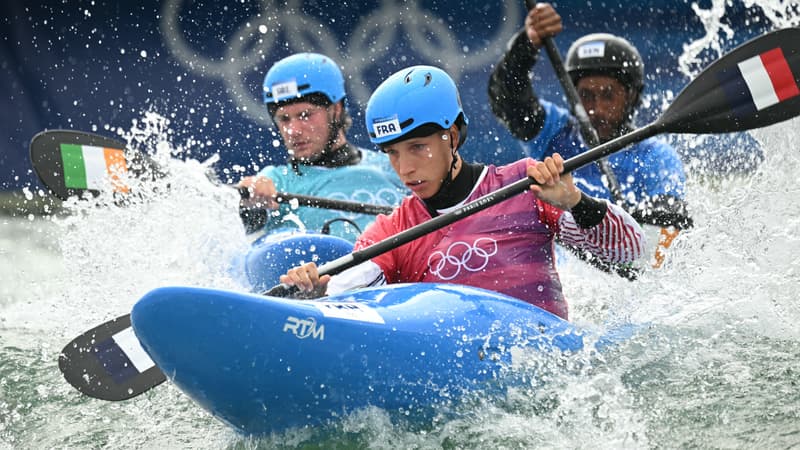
[557, 202, 645, 263]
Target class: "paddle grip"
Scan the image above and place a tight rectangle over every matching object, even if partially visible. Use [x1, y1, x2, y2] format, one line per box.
[263, 283, 299, 298]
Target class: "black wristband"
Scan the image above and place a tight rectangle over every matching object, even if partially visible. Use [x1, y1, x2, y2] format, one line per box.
[570, 192, 608, 229]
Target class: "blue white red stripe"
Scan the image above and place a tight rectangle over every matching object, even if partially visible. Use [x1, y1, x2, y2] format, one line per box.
[112, 327, 155, 373]
[738, 47, 799, 111]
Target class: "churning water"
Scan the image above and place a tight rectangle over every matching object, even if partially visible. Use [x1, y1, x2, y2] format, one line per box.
[3, 122, 799, 450]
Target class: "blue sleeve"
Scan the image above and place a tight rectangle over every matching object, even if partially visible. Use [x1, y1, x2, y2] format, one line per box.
[519, 100, 588, 161]
[516, 105, 687, 203]
[615, 138, 687, 200]
[254, 165, 308, 235]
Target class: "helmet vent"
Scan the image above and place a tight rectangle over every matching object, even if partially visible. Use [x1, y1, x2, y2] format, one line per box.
[365, 65, 468, 147]
[403, 68, 415, 84]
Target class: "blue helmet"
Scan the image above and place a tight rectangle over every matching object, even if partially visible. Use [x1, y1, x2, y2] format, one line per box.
[262, 53, 346, 106]
[365, 65, 468, 147]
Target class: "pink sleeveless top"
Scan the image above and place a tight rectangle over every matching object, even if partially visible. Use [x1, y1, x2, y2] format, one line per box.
[355, 159, 569, 318]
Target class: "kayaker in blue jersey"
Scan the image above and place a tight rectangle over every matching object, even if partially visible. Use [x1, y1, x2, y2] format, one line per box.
[279, 65, 645, 320]
[238, 53, 406, 241]
[488, 3, 692, 231]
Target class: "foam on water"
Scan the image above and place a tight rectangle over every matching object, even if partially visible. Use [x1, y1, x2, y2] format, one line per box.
[1, 114, 253, 448]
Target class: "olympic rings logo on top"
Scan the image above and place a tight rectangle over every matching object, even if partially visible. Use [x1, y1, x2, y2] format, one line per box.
[160, 0, 523, 127]
[328, 188, 405, 218]
[427, 238, 498, 281]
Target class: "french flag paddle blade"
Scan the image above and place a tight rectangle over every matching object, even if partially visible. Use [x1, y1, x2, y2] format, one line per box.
[738, 47, 800, 111]
[659, 27, 800, 134]
[58, 314, 167, 401]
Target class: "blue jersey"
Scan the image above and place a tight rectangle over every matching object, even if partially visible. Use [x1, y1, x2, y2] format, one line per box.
[257, 147, 406, 242]
[519, 101, 686, 204]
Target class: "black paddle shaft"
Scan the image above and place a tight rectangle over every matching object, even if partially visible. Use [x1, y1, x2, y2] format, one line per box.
[317, 125, 658, 277]
[524, 0, 624, 201]
[239, 189, 393, 215]
[264, 123, 658, 297]
[541, 37, 625, 202]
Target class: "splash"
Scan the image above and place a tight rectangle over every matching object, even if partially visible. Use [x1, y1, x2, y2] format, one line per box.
[49, 110, 250, 324]
[742, 0, 800, 26]
[679, 0, 800, 78]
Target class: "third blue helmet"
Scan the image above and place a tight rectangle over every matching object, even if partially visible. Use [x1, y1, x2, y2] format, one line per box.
[262, 53, 346, 107]
[365, 65, 468, 147]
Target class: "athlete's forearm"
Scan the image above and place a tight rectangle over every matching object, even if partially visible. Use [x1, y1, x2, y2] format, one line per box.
[558, 201, 645, 263]
[488, 30, 546, 141]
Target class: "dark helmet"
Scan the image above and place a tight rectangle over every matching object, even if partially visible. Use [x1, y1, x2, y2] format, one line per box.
[566, 33, 645, 103]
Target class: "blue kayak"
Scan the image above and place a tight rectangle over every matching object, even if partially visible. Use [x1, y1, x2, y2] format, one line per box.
[234, 230, 353, 292]
[131, 280, 636, 435]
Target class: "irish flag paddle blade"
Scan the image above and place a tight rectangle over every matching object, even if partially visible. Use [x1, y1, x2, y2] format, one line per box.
[29, 130, 157, 200]
[60, 143, 129, 193]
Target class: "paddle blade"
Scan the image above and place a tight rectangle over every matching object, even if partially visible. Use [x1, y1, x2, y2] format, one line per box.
[59, 314, 167, 401]
[659, 28, 800, 134]
[29, 129, 161, 200]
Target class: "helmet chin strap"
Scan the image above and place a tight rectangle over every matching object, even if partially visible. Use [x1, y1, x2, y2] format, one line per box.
[323, 104, 345, 153]
[422, 128, 483, 217]
[433, 130, 460, 195]
[314, 104, 345, 161]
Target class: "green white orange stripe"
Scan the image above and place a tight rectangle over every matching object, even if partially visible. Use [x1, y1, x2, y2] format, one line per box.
[60, 143, 129, 192]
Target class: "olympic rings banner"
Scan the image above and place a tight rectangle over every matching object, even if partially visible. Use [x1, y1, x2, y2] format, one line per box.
[1, 0, 771, 192]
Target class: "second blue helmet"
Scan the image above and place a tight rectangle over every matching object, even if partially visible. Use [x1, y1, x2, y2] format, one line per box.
[365, 65, 468, 147]
[263, 53, 346, 106]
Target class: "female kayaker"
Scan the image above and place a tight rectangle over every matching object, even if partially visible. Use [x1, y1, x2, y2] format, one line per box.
[279, 65, 645, 320]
